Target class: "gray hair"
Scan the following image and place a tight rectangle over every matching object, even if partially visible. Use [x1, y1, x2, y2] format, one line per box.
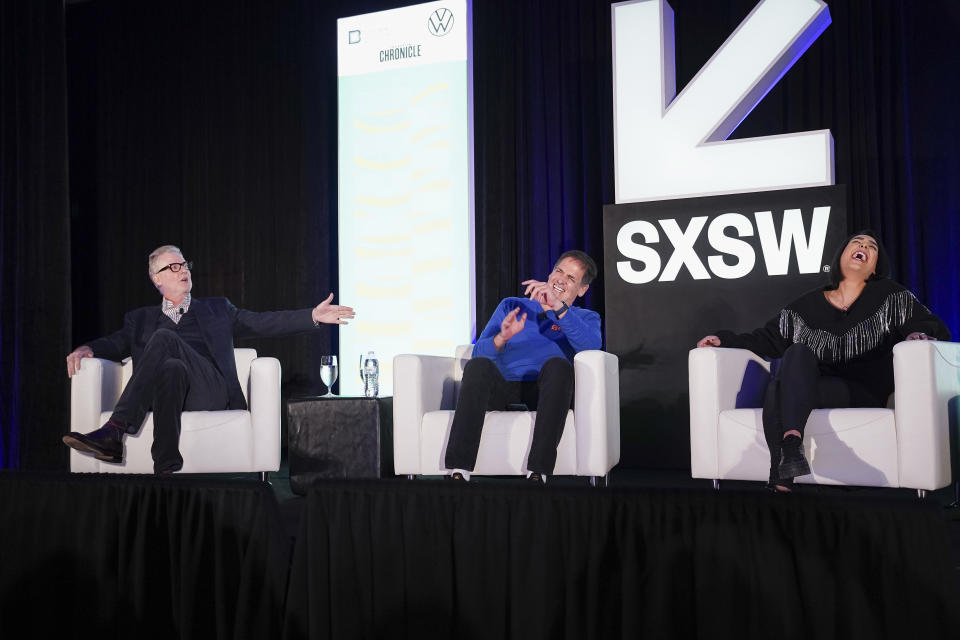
[148, 244, 183, 277]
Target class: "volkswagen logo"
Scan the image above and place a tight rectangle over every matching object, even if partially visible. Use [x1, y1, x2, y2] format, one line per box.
[428, 8, 454, 36]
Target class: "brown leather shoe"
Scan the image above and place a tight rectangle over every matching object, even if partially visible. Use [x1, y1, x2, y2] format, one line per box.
[63, 424, 124, 463]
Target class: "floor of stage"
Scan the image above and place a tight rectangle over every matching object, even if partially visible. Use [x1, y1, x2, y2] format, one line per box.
[264, 462, 960, 585]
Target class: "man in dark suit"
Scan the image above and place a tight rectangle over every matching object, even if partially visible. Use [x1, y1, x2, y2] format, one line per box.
[63, 244, 354, 474]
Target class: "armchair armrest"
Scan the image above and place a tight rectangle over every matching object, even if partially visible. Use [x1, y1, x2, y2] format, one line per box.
[573, 350, 620, 475]
[894, 341, 960, 491]
[248, 356, 281, 472]
[69, 358, 124, 473]
[70, 358, 124, 433]
[393, 354, 458, 474]
[688, 347, 771, 479]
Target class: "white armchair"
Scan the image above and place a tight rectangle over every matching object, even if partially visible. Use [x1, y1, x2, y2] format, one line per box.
[689, 341, 960, 492]
[393, 345, 620, 482]
[69, 348, 281, 476]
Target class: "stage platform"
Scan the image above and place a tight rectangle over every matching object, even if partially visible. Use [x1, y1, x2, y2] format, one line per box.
[2, 467, 958, 640]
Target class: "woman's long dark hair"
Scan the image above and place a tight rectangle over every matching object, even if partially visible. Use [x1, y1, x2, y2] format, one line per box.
[827, 229, 890, 288]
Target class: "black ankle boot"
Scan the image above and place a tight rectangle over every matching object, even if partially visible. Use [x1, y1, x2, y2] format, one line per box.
[765, 468, 794, 493]
[777, 434, 811, 479]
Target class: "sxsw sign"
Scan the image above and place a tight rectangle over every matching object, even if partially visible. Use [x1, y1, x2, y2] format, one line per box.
[605, 0, 842, 468]
[617, 205, 831, 284]
[609, 0, 839, 286]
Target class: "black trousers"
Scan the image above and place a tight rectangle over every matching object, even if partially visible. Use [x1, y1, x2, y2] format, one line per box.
[443, 356, 575, 475]
[762, 343, 884, 474]
[110, 328, 229, 473]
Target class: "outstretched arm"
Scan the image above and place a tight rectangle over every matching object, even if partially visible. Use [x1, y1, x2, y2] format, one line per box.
[233, 295, 355, 338]
[312, 293, 355, 325]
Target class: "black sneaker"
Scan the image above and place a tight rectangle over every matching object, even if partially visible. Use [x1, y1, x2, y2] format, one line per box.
[777, 434, 811, 479]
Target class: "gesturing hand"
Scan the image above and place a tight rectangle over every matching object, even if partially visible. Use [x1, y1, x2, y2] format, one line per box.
[494, 307, 527, 350]
[696, 335, 721, 348]
[521, 279, 561, 312]
[66, 345, 94, 378]
[312, 293, 356, 325]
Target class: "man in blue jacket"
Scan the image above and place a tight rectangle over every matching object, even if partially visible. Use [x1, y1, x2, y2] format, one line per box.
[444, 250, 602, 483]
[63, 244, 354, 474]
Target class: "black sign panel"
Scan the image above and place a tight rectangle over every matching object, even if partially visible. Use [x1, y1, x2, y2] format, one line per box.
[603, 185, 847, 469]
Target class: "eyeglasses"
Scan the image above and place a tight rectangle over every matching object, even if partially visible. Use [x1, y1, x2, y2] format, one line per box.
[155, 261, 193, 274]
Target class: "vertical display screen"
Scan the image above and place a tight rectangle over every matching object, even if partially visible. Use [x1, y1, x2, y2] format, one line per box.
[337, 1, 474, 395]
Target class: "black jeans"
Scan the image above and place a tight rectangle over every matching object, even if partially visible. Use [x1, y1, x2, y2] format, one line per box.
[762, 343, 883, 476]
[110, 328, 229, 473]
[443, 356, 575, 475]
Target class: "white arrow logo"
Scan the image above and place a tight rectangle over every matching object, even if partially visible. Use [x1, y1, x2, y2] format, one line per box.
[613, 0, 834, 203]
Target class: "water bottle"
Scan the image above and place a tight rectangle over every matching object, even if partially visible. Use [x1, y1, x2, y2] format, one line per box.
[360, 351, 379, 398]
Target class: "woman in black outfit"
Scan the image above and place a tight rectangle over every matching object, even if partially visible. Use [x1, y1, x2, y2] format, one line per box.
[696, 231, 950, 491]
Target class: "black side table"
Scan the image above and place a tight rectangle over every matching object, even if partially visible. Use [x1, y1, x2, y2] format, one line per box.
[286, 396, 394, 495]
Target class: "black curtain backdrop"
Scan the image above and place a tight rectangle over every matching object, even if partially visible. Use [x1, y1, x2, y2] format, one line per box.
[282, 481, 960, 640]
[1, 0, 957, 469]
[472, 0, 614, 315]
[3, 474, 957, 639]
[0, 0, 72, 470]
[0, 473, 289, 639]
[68, 0, 330, 394]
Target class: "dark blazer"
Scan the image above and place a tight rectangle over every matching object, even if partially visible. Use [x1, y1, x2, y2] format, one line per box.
[86, 297, 316, 410]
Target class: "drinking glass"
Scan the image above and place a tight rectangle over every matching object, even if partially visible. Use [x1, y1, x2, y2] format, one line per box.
[319, 355, 338, 397]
